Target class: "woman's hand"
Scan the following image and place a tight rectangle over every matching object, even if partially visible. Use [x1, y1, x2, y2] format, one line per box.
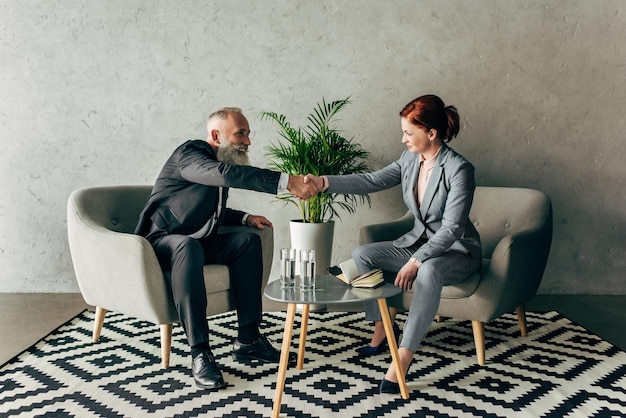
[394, 260, 420, 291]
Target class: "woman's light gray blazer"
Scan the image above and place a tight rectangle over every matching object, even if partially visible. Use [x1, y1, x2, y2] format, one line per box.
[326, 144, 482, 264]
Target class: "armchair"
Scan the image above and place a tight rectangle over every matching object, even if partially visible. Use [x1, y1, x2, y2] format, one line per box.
[359, 186, 553, 365]
[67, 185, 274, 368]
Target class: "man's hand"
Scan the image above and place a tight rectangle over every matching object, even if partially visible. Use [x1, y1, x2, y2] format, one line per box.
[246, 215, 273, 229]
[287, 175, 320, 199]
[394, 260, 420, 291]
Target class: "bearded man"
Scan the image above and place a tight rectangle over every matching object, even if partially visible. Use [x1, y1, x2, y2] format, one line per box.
[134, 107, 316, 389]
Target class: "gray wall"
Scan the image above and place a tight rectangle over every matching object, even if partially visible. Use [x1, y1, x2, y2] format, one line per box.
[1, 1, 624, 294]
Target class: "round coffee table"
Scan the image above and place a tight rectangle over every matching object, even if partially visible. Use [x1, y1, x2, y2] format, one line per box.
[264, 273, 408, 418]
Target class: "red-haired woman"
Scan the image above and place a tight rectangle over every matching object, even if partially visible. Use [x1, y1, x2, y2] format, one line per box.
[305, 94, 482, 393]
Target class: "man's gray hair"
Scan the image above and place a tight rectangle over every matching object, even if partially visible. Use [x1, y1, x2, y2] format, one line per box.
[208, 107, 242, 121]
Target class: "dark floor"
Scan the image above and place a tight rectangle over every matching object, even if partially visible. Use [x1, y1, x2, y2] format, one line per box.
[1, 293, 624, 366]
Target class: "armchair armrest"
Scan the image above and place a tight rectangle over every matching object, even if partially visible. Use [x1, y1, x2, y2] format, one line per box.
[471, 205, 553, 321]
[67, 210, 176, 324]
[359, 211, 414, 245]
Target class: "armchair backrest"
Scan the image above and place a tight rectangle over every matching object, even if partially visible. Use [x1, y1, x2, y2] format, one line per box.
[470, 186, 552, 259]
[70, 185, 152, 234]
[67, 185, 176, 323]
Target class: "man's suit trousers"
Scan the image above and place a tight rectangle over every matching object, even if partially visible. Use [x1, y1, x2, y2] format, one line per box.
[150, 232, 263, 347]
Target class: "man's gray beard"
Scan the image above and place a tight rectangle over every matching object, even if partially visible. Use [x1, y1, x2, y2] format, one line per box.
[216, 143, 250, 166]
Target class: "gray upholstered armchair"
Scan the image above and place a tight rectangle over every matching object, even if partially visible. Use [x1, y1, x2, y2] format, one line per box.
[67, 185, 274, 368]
[359, 186, 553, 365]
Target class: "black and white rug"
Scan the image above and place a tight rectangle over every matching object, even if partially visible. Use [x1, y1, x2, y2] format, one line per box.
[1, 310, 625, 417]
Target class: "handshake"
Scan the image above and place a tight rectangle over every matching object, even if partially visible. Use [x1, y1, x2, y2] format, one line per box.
[287, 174, 325, 200]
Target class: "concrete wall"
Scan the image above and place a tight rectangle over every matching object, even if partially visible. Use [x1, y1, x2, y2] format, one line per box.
[1, 1, 624, 293]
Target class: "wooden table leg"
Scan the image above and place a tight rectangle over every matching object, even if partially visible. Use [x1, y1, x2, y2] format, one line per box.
[272, 303, 297, 418]
[377, 298, 409, 399]
[297, 303, 310, 370]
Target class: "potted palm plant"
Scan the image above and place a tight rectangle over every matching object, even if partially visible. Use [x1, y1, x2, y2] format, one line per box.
[259, 97, 372, 278]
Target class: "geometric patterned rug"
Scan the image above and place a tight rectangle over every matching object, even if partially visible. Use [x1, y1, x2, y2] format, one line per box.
[1, 310, 624, 418]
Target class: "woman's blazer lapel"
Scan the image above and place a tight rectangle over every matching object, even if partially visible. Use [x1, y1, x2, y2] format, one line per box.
[404, 153, 421, 218]
[419, 145, 450, 221]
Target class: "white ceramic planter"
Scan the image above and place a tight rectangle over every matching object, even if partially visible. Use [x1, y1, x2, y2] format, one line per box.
[289, 220, 335, 311]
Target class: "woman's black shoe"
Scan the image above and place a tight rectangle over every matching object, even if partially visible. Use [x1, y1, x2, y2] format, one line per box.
[379, 356, 411, 395]
[356, 341, 387, 356]
[355, 322, 401, 357]
[379, 378, 400, 394]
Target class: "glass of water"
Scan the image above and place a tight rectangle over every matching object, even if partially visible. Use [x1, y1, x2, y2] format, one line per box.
[280, 248, 296, 289]
[299, 249, 316, 291]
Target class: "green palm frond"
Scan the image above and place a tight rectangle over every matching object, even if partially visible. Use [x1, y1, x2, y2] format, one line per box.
[259, 97, 372, 223]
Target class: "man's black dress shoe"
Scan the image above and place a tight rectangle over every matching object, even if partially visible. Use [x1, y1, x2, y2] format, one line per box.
[232, 335, 297, 364]
[191, 350, 226, 390]
[356, 322, 401, 357]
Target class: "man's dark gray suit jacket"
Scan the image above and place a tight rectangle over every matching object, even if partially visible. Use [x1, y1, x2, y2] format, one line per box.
[135, 140, 281, 241]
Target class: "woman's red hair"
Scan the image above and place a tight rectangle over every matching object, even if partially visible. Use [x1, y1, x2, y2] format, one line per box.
[400, 95, 460, 142]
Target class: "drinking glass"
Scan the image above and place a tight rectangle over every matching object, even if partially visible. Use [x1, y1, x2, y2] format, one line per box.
[280, 248, 296, 289]
[299, 249, 316, 290]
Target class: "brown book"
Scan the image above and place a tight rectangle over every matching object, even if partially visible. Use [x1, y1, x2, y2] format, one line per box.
[331, 259, 384, 289]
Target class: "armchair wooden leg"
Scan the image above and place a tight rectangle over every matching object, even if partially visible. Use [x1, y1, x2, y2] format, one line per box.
[93, 307, 107, 343]
[160, 324, 173, 369]
[435, 315, 442, 323]
[516, 305, 528, 337]
[471, 320, 485, 366]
